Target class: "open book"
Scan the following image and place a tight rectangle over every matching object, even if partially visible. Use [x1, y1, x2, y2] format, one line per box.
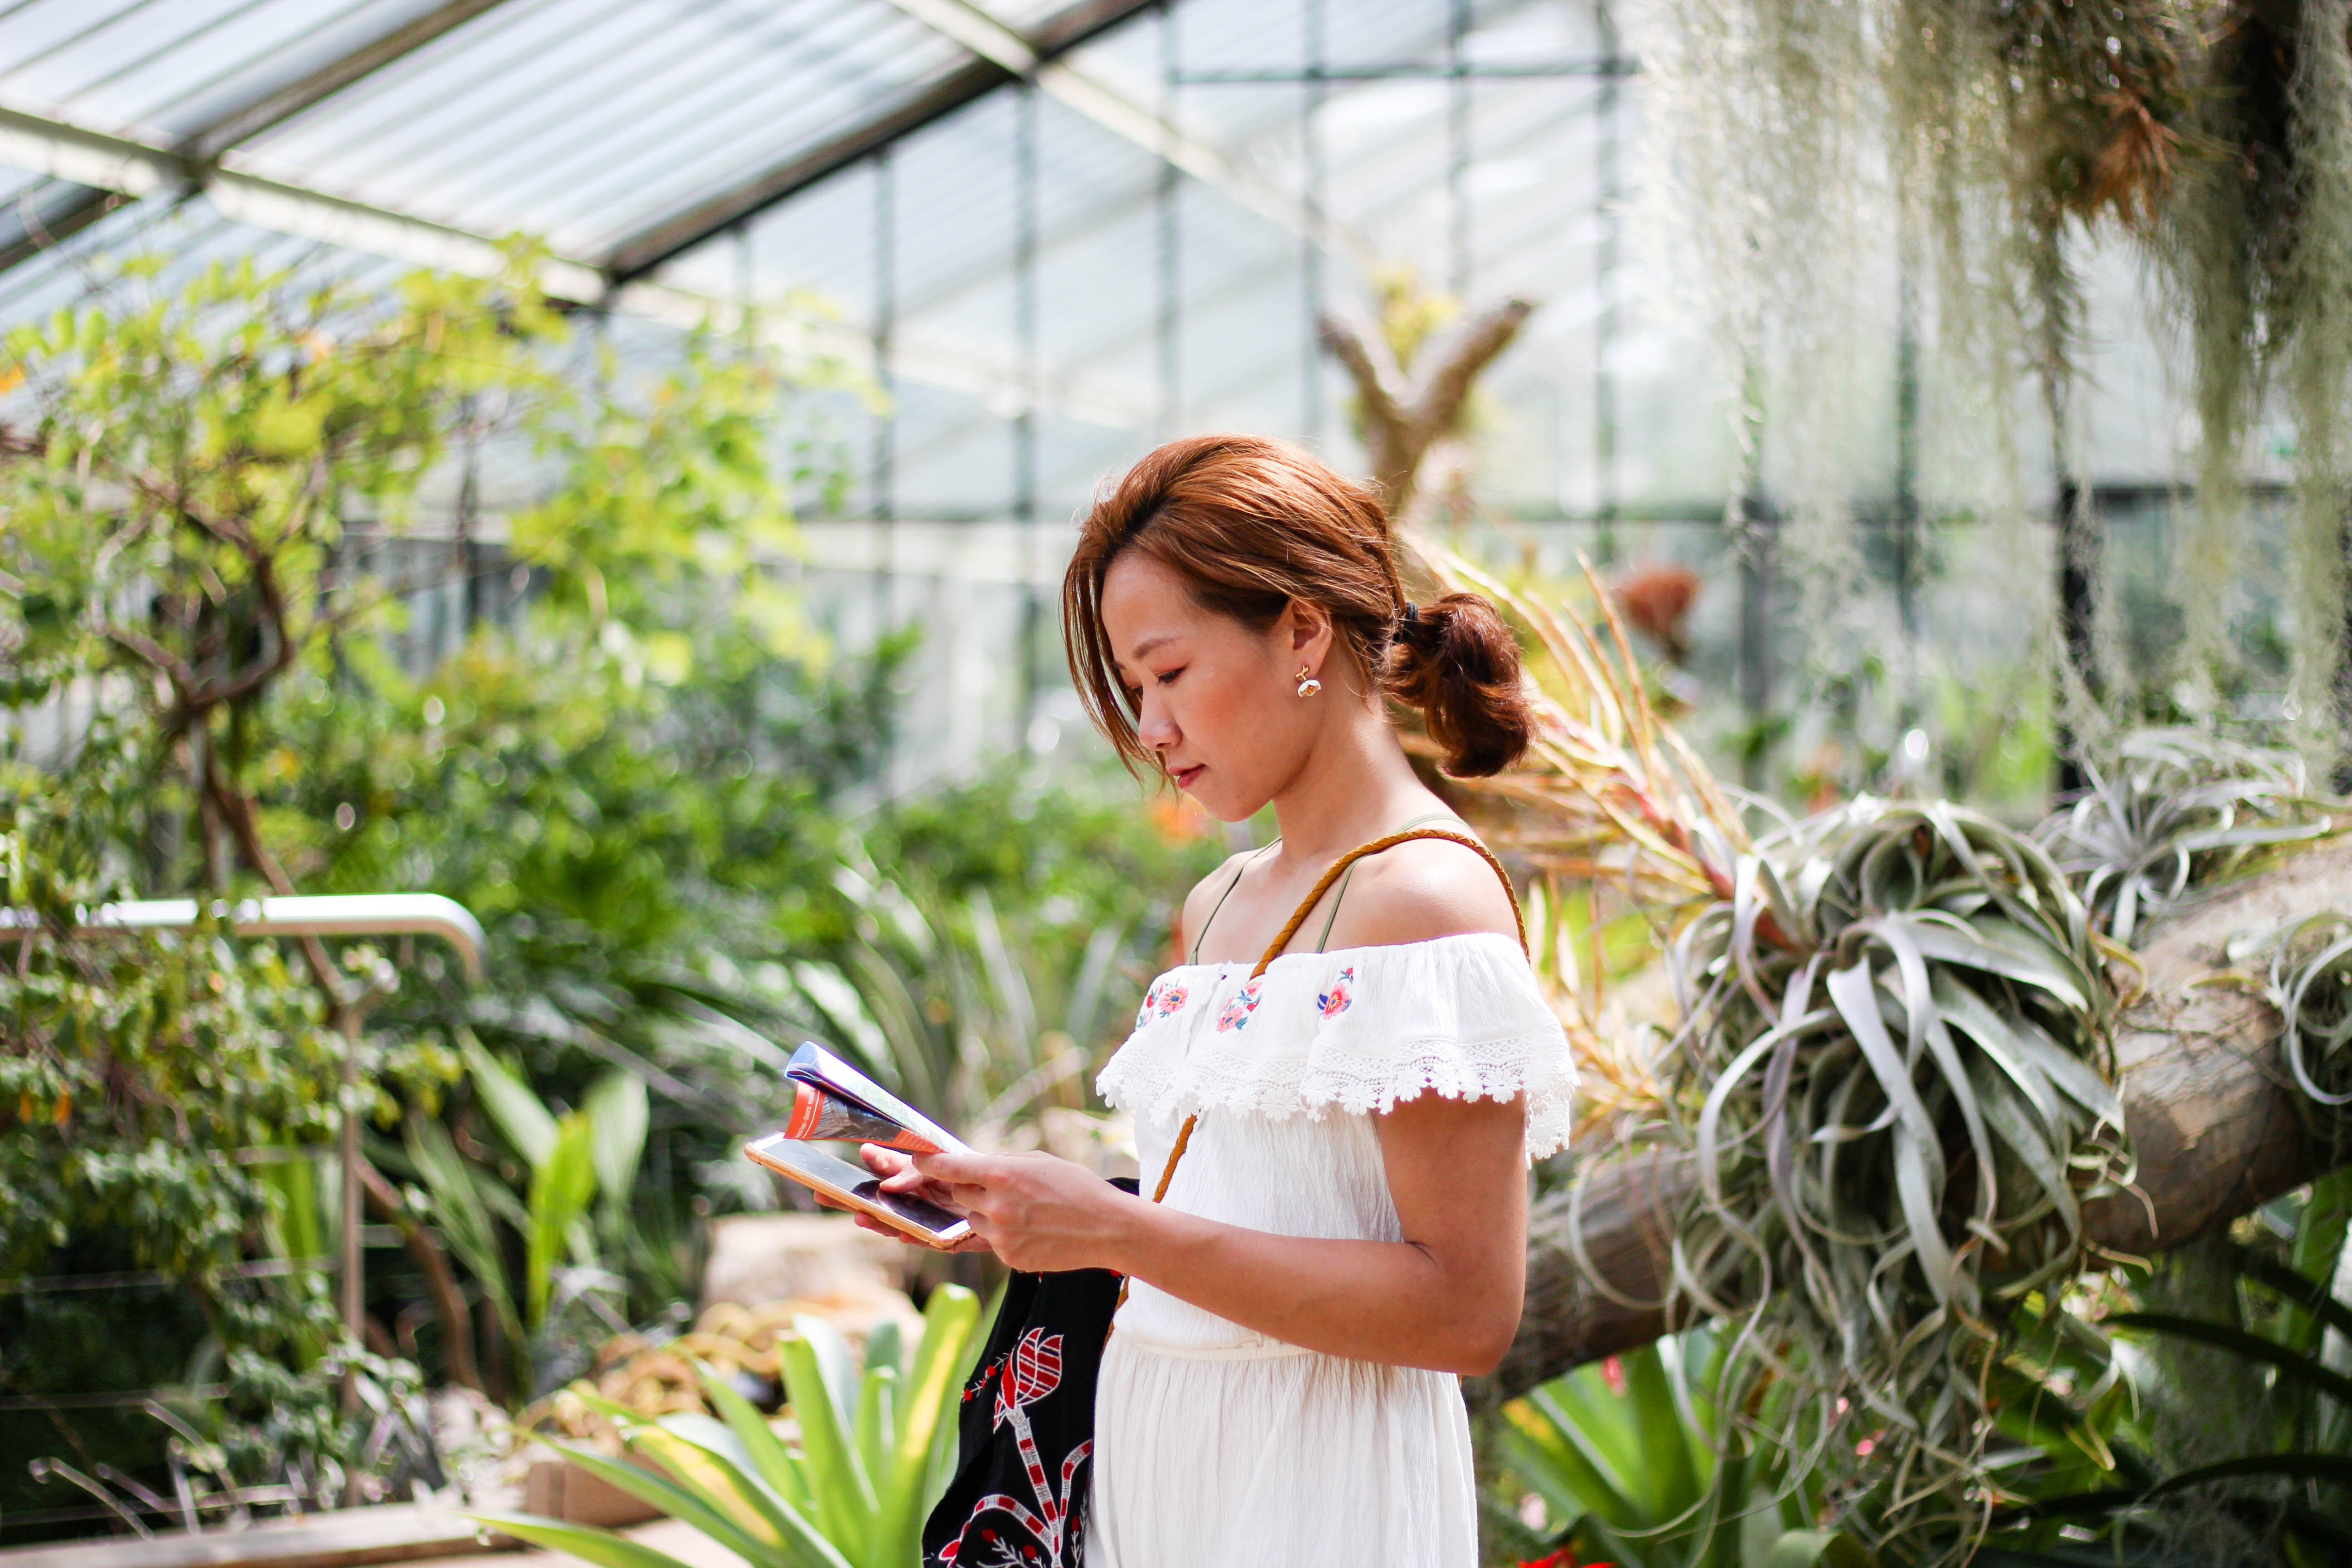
[743, 1043, 973, 1245]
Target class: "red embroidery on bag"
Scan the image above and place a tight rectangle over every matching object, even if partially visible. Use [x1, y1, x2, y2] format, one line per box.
[942, 1328, 1089, 1567]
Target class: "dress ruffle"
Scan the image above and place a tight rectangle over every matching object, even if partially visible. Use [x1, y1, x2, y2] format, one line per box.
[1098, 931, 1577, 1161]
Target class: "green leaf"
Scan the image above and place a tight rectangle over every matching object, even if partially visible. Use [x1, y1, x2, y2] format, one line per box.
[1501, 1387, 1643, 1534]
[2279, 1168, 2352, 1356]
[1624, 1343, 1704, 1521]
[2146, 1452, 2352, 1498]
[695, 1360, 813, 1514]
[1498, 1415, 1632, 1538]
[627, 1426, 849, 1568]
[546, 1443, 777, 1567]
[465, 1031, 559, 1168]
[777, 1328, 876, 1562]
[583, 1069, 649, 1200]
[864, 1318, 905, 1383]
[796, 1313, 862, 1436]
[2237, 1246, 2352, 1351]
[406, 1115, 521, 1352]
[2106, 1312, 2352, 1410]
[463, 1514, 702, 1568]
[871, 1281, 978, 1565]
[855, 1363, 897, 1490]
[1764, 1530, 1876, 1568]
[2013, 1453, 2352, 1519]
[526, 1111, 599, 1328]
[1536, 1370, 1643, 1499]
[1828, 961, 1960, 1307]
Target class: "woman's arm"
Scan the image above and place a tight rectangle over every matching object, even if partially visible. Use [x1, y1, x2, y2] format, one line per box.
[909, 1089, 1528, 1375]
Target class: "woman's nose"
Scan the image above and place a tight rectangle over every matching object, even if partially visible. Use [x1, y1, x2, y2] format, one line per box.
[1136, 696, 1178, 749]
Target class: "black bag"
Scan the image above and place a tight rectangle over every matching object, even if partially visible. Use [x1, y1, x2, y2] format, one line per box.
[919, 827, 1522, 1568]
[920, 1181, 1135, 1568]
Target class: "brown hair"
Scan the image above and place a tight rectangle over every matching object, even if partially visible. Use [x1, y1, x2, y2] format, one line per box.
[1061, 433, 1536, 778]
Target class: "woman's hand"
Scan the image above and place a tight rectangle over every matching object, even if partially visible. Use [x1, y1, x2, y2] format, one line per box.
[823, 1145, 995, 1254]
[910, 1149, 1144, 1274]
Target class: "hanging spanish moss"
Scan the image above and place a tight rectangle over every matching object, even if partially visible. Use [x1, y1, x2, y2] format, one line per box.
[1624, 0, 2352, 777]
[1618, 0, 1881, 648]
[2280, 0, 2352, 769]
[2157, 0, 2352, 770]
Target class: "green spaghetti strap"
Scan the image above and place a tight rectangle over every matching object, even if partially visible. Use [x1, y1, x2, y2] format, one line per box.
[1188, 839, 1278, 965]
[1310, 812, 1465, 953]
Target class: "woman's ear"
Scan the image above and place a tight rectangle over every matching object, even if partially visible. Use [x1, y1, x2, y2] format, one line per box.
[1284, 597, 1336, 666]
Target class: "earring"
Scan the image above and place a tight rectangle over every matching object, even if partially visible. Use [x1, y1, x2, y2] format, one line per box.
[1295, 665, 1322, 698]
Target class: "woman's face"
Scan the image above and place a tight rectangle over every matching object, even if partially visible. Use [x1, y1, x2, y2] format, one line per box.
[1100, 549, 1334, 822]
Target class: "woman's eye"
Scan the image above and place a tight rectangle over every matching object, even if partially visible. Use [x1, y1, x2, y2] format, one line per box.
[1154, 668, 1182, 686]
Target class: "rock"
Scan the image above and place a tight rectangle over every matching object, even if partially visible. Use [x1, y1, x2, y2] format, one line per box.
[699, 1212, 908, 1310]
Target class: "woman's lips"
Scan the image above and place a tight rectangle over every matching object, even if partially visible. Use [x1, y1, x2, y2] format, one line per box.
[1171, 764, 1204, 789]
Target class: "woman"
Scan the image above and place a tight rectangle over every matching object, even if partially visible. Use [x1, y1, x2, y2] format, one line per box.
[855, 434, 1574, 1566]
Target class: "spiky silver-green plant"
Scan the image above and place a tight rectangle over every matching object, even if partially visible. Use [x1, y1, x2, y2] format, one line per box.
[1653, 798, 2131, 1555]
[2034, 727, 2333, 943]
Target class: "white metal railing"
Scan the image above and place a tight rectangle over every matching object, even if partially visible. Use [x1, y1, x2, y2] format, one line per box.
[0, 893, 486, 983]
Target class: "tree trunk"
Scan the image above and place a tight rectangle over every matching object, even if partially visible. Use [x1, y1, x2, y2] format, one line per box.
[1473, 835, 2352, 1407]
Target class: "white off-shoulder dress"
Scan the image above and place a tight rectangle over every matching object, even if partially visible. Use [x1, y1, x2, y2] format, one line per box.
[1087, 932, 1574, 1568]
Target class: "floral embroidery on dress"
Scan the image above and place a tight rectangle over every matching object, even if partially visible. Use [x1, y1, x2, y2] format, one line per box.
[1133, 980, 1189, 1032]
[1318, 966, 1355, 1019]
[1214, 976, 1264, 1033]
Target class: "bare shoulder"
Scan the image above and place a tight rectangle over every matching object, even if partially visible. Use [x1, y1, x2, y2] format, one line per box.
[1178, 846, 1257, 959]
[1328, 833, 1518, 949]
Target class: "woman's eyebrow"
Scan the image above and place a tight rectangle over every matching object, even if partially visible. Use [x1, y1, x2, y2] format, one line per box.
[1127, 633, 1178, 660]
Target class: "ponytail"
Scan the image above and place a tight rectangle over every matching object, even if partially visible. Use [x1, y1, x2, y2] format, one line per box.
[1386, 593, 1536, 777]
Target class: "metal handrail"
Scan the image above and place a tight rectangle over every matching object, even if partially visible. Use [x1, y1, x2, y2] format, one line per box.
[0, 893, 486, 983]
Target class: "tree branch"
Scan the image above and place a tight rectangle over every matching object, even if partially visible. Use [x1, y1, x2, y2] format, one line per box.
[1471, 834, 2352, 1408]
[198, 741, 344, 1004]
[1409, 298, 1534, 451]
[358, 1156, 483, 1393]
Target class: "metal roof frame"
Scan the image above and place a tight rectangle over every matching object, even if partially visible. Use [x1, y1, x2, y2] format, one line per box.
[603, 0, 1166, 284]
[0, 100, 1147, 428]
[0, 0, 520, 274]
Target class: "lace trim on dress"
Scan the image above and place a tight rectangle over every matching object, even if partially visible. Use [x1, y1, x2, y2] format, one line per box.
[1097, 1026, 1578, 1162]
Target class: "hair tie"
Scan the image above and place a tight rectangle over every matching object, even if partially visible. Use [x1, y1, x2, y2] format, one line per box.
[1401, 601, 1419, 624]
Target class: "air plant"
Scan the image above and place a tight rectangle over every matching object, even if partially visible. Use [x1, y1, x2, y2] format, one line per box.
[2034, 727, 2334, 943]
[1650, 797, 2132, 1553]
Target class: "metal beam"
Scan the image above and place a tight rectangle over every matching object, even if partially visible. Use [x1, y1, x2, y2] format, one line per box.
[0, 101, 1145, 428]
[603, 0, 1166, 284]
[876, 0, 1339, 256]
[0, 0, 520, 276]
[2, 893, 487, 984]
[186, 0, 519, 161]
[0, 102, 599, 295]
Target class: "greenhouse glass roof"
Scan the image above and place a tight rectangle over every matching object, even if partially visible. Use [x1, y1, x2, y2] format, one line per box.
[0, 0, 2190, 531]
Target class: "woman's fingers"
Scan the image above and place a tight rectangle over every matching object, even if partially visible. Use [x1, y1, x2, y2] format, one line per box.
[911, 1149, 996, 1194]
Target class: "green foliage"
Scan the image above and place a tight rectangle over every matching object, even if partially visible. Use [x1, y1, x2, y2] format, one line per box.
[1491, 1331, 1876, 1568]
[476, 1284, 980, 1568]
[1974, 1176, 2352, 1565]
[799, 770, 1225, 1142]
[0, 725, 447, 1534]
[0, 252, 569, 902]
[0, 247, 885, 1529]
